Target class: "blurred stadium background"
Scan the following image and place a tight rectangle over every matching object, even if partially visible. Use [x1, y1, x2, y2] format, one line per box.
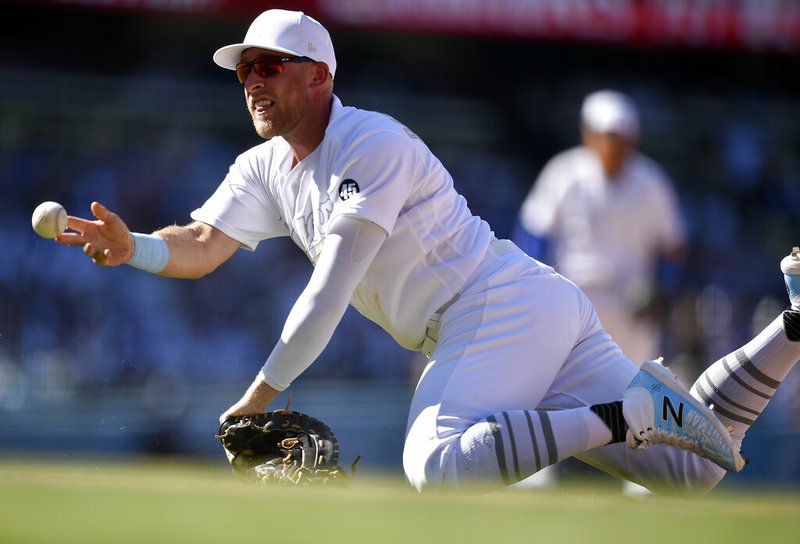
[1, 0, 799, 490]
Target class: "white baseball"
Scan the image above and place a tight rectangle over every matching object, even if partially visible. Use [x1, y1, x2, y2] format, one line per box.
[31, 201, 68, 239]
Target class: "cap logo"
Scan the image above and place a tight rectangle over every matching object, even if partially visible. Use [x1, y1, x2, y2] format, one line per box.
[339, 179, 360, 201]
[308, 42, 318, 53]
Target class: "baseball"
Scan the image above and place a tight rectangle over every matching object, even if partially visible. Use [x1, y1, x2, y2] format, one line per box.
[31, 201, 68, 239]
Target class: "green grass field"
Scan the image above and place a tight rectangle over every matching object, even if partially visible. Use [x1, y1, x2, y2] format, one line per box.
[0, 457, 797, 544]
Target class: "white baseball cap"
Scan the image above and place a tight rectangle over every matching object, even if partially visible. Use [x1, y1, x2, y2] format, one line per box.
[213, 9, 337, 79]
[581, 90, 639, 141]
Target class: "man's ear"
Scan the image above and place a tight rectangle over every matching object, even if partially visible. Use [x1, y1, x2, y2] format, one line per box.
[309, 62, 332, 88]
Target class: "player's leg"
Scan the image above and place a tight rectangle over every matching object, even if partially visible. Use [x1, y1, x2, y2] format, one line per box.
[404, 325, 620, 492]
[689, 249, 800, 452]
[575, 309, 800, 495]
[692, 310, 800, 450]
[571, 367, 732, 497]
[566, 253, 800, 494]
[403, 242, 629, 490]
[403, 241, 745, 494]
[405, 313, 728, 495]
[494, 347, 735, 496]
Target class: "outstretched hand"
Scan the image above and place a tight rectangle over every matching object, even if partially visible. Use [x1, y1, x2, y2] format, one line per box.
[57, 201, 134, 266]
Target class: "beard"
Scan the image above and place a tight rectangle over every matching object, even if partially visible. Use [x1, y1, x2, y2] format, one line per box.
[250, 88, 309, 141]
[252, 117, 277, 139]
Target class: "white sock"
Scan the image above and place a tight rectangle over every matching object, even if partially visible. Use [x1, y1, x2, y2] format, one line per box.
[452, 407, 612, 487]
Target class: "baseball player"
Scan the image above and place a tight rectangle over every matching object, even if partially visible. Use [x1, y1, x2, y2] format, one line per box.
[516, 90, 686, 365]
[57, 9, 800, 495]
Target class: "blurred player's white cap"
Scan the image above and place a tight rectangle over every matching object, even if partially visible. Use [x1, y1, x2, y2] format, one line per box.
[581, 90, 639, 141]
[213, 9, 337, 79]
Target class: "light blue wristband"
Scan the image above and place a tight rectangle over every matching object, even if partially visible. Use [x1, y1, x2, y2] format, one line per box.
[127, 233, 169, 273]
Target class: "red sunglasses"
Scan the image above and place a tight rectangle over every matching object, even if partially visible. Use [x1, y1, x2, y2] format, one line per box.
[235, 55, 314, 84]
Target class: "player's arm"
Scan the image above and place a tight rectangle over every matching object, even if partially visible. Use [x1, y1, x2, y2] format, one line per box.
[219, 214, 387, 422]
[58, 201, 240, 278]
[154, 221, 240, 278]
[515, 157, 568, 262]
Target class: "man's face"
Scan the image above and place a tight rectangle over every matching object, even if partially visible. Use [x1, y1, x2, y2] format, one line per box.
[239, 48, 311, 140]
[582, 129, 634, 177]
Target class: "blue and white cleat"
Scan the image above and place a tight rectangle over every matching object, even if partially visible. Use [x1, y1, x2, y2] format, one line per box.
[780, 246, 800, 311]
[622, 359, 746, 473]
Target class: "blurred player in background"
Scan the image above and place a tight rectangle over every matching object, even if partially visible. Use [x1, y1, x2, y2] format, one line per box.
[57, 9, 800, 496]
[513, 91, 687, 492]
[515, 90, 686, 366]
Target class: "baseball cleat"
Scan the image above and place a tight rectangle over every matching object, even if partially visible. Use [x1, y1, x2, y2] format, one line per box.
[780, 246, 800, 311]
[622, 359, 746, 473]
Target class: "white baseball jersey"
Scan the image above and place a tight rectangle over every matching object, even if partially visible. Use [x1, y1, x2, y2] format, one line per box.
[192, 95, 493, 352]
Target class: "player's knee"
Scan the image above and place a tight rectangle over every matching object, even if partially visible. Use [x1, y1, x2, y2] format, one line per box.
[403, 420, 510, 492]
[402, 435, 461, 492]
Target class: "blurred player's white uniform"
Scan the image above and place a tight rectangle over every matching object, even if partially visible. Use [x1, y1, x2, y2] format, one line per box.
[518, 146, 686, 363]
[193, 95, 728, 494]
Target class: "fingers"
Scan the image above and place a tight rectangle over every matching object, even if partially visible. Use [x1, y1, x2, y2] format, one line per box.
[59, 202, 110, 240]
[55, 231, 86, 247]
[65, 214, 96, 234]
[65, 202, 116, 233]
[55, 202, 132, 267]
[82, 243, 126, 267]
[83, 243, 102, 264]
[219, 409, 236, 424]
[81, 243, 111, 265]
[219, 403, 256, 424]
[91, 201, 112, 221]
[219, 403, 245, 424]
[56, 212, 100, 246]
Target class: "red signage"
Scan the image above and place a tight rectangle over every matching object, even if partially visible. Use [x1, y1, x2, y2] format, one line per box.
[317, 0, 800, 52]
[17, 0, 800, 52]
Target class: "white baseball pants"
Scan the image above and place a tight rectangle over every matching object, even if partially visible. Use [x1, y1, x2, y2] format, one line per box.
[403, 240, 725, 495]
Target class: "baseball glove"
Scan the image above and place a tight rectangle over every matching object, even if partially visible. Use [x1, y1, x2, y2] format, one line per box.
[216, 408, 356, 485]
